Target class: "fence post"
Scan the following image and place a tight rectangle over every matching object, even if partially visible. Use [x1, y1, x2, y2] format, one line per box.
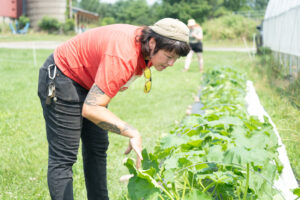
[32, 42, 37, 66]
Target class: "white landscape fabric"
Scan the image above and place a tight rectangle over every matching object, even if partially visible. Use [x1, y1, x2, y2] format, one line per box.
[245, 81, 298, 200]
[263, 0, 300, 57]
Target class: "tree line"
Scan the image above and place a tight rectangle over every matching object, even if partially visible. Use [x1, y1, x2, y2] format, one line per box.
[73, 0, 268, 26]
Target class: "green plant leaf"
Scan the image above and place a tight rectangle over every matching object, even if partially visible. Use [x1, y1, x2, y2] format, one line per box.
[184, 190, 212, 200]
[125, 158, 161, 200]
[292, 188, 300, 197]
[142, 149, 159, 172]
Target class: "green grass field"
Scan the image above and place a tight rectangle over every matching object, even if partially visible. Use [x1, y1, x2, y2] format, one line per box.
[0, 32, 248, 48]
[0, 33, 73, 42]
[0, 48, 299, 199]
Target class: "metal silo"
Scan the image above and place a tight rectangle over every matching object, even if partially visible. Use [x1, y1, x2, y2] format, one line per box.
[26, 0, 66, 29]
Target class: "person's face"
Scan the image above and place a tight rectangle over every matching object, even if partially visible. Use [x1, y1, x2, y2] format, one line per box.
[148, 38, 179, 71]
[188, 25, 195, 30]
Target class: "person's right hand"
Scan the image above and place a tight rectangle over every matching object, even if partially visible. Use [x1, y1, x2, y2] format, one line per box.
[124, 132, 143, 169]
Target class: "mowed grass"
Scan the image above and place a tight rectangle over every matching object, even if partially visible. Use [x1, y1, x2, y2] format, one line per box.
[0, 48, 299, 200]
[0, 33, 73, 42]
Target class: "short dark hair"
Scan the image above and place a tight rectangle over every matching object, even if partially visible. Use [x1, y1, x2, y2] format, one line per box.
[137, 26, 190, 58]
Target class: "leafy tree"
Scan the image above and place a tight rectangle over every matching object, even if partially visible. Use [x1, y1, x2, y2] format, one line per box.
[80, 0, 100, 13]
[111, 0, 152, 25]
[100, 17, 116, 26]
[156, 0, 205, 23]
[97, 3, 115, 19]
[224, 0, 249, 11]
[249, 0, 268, 10]
[75, 0, 268, 27]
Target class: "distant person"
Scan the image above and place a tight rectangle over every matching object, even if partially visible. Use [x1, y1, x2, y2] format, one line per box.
[37, 18, 190, 200]
[255, 22, 263, 54]
[78, 24, 86, 34]
[183, 19, 204, 72]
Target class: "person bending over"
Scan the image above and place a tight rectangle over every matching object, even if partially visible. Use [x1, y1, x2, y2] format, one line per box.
[37, 18, 190, 200]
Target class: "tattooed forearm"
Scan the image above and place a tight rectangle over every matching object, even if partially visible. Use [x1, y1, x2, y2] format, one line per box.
[122, 124, 137, 133]
[97, 121, 121, 134]
[97, 122, 137, 135]
[84, 84, 105, 106]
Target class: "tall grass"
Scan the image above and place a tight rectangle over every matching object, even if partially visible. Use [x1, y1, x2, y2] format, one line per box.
[247, 52, 300, 181]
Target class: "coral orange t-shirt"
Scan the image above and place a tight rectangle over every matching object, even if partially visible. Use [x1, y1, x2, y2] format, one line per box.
[54, 24, 149, 98]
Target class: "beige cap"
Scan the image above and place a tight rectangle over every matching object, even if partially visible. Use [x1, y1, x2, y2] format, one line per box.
[187, 19, 196, 26]
[149, 18, 189, 43]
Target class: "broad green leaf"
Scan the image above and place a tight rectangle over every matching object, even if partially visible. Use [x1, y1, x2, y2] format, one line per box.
[160, 134, 190, 149]
[292, 188, 300, 196]
[184, 190, 212, 200]
[142, 149, 159, 172]
[125, 158, 162, 200]
[207, 116, 243, 127]
[164, 156, 180, 170]
[206, 145, 224, 162]
[163, 168, 176, 183]
[127, 176, 161, 200]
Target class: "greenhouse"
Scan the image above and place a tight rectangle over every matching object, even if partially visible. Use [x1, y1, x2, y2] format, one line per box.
[263, 0, 300, 77]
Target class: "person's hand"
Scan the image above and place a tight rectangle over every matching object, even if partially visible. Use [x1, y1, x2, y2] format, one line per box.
[124, 132, 143, 168]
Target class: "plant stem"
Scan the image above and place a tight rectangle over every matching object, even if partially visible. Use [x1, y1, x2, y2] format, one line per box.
[212, 184, 218, 195]
[172, 182, 180, 200]
[181, 177, 187, 199]
[202, 181, 215, 193]
[243, 163, 250, 200]
[199, 179, 205, 190]
[156, 175, 174, 200]
[159, 185, 174, 200]
[159, 194, 164, 200]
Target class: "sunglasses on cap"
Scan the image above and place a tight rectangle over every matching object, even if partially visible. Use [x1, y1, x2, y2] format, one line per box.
[144, 67, 152, 93]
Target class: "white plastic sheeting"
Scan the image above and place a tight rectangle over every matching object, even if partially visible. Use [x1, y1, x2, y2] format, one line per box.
[245, 81, 298, 200]
[263, 0, 300, 57]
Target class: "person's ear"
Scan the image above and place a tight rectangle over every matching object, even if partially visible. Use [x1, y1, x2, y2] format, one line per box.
[149, 38, 156, 50]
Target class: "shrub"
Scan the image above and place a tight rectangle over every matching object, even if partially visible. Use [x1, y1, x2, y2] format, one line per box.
[100, 17, 115, 26]
[203, 14, 257, 41]
[62, 19, 75, 34]
[38, 16, 60, 33]
[18, 15, 30, 29]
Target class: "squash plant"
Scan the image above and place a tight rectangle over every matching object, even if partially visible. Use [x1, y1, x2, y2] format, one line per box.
[124, 66, 284, 200]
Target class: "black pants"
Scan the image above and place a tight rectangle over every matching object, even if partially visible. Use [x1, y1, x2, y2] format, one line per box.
[38, 54, 109, 200]
[189, 42, 203, 53]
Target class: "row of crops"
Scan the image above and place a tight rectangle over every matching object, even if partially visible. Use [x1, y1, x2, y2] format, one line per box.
[124, 66, 286, 200]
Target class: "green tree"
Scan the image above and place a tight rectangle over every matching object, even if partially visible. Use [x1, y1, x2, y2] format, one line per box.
[80, 0, 100, 13]
[249, 0, 268, 10]
[223, 0, 249, 11]
[111, 0, 152, 25]
[157, 0, 224, 24]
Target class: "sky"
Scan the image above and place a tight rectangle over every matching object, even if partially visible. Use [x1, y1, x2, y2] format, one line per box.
[101, 0, 159, 5]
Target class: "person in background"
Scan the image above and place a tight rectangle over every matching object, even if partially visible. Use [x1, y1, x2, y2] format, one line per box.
[183, 19, 204, 72]
[37, 18, 190, 200]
